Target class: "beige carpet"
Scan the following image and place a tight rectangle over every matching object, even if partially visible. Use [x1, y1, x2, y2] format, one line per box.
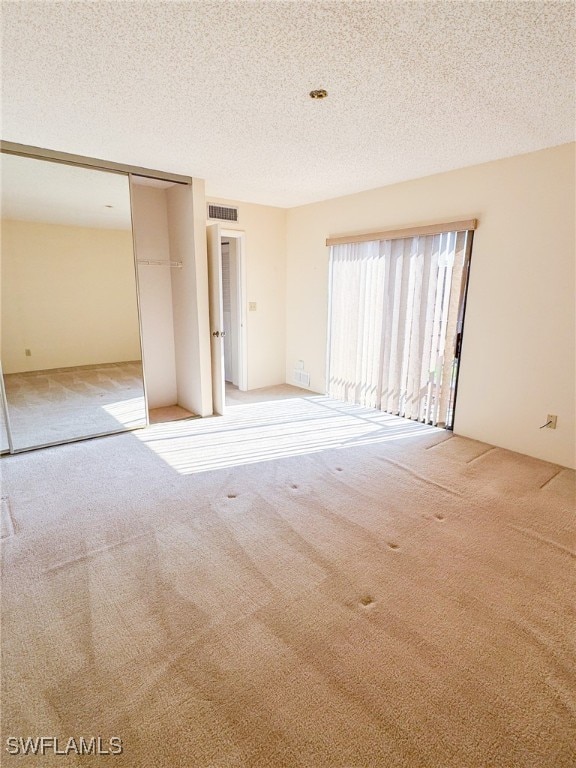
[225, 383, 314, 405]
[1, 396, 574, 767]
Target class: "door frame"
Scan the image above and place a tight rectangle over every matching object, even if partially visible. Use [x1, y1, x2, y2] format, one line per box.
[445, 229, 474, 430]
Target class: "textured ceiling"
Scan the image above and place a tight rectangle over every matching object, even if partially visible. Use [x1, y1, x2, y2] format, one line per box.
[1, 1, 574, 207]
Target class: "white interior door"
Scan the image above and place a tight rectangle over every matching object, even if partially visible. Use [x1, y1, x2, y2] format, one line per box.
[207, 223, 226, 415]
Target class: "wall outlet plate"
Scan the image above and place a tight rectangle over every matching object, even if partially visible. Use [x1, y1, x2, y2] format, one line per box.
[546, 414, 557, 429]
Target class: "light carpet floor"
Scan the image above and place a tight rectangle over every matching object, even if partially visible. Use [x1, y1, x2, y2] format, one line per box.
[0, 396, 574, 767]
[225, 383, 314, 406]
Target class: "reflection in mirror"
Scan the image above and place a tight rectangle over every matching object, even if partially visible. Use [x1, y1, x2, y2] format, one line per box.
[0, 153, 146, 451]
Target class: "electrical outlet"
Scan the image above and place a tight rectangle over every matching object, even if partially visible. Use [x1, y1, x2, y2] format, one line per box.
[546, 414, 557, 429]
[248, 302, 257, 312]
[25, 349, 31, 357]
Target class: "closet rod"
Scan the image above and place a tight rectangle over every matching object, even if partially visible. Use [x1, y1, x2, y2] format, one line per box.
[137, 259, 183, 268]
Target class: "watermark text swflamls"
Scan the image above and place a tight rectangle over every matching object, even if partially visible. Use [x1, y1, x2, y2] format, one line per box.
[6, 736, 123, 756]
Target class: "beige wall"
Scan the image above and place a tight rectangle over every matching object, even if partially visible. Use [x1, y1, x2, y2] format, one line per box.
[168, 179, 213, 416]
[286, 143, 576, 468]
[1, 219, 141, 374]
[207, 198, 287, 390]
[131, 184, 178, 409]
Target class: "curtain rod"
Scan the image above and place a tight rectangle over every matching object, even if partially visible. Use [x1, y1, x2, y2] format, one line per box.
[326, 219, 477, 247]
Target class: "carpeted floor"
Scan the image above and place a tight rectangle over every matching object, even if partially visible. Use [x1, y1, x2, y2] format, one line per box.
[2, 361, 146, 450]
[1, 394, 574, 767]
[225, 382, 314, 405]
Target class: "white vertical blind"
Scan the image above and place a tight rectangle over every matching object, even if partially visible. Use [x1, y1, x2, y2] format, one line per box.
[327, 230, 468, 426]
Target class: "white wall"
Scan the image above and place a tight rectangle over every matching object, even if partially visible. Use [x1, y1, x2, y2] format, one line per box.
[286, 143, 576, 469]
[131, 184, 178, 409]
[207, 198, 287, 390]
[1, 219, 141, 373]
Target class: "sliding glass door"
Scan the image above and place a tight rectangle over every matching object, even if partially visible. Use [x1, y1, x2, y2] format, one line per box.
[327, 227, 473, 428]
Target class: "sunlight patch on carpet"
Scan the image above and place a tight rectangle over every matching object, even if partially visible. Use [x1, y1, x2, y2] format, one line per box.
[135, 395, 441, 474]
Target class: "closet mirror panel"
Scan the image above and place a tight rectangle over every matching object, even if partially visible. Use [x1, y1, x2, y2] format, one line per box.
[0, 152, 146, 452]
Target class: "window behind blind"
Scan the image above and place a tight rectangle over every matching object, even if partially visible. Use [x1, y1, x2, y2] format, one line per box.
[327, 229, 472, 428]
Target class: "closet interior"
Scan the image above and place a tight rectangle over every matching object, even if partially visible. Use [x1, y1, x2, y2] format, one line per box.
[0, 145, 209, 454]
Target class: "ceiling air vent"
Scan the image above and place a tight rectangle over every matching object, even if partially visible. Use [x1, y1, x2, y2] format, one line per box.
[208, 204, 238, 223]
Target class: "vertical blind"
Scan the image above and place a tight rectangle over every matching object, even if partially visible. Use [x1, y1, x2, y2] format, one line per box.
[327, 230, 468, 427]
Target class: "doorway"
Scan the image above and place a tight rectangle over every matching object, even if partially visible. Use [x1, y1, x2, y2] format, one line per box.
[207, 225, 247, 415]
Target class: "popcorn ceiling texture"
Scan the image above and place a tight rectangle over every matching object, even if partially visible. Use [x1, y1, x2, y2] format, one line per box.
[1, 1, 573, 206]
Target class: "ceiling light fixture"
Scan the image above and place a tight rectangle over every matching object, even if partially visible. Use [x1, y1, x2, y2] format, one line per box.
[309, 89, 328, 99]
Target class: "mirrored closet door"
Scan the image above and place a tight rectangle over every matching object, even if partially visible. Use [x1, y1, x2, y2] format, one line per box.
[0, 152, 147, 452]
